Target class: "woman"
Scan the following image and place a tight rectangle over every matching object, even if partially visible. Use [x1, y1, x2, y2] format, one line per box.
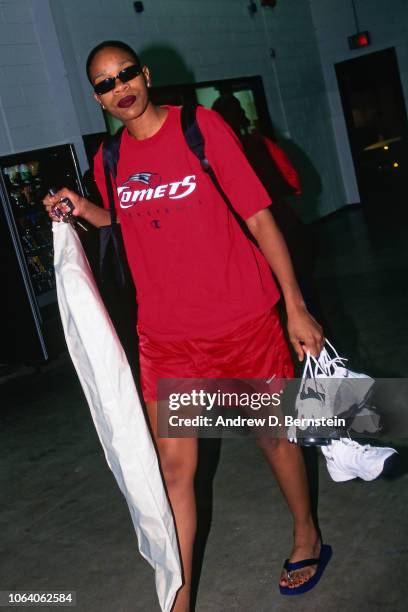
[44, 40, 330, 611]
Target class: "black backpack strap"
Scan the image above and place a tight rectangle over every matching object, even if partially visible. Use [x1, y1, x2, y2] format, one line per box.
[181, 104, 257, 246]
[181, 104, 210, 171]
[102, 127, 124, 226]
[100, 128, 128, 286]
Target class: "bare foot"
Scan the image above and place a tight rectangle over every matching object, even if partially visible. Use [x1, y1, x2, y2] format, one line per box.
[279, 526, 321, 589]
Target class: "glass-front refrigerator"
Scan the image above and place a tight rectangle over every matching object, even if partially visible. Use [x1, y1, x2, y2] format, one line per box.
[0, 144, 84, 364]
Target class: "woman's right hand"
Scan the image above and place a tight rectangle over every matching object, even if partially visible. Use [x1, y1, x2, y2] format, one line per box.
[42, 188, 88, 221]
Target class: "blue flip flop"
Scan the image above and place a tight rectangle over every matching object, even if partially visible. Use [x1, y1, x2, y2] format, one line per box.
[279, 543, 332, 595]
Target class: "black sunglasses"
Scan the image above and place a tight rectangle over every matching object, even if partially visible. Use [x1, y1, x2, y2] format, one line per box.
[93, 64, 142, 95]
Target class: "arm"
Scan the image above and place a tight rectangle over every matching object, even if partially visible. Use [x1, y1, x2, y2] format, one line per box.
[246, 207, 323, 360]
[198, 109, 323, 358]
[43, 188, 111, 228]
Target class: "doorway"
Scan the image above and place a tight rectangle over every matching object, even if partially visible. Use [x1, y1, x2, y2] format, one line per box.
[336, 47, 407, 205]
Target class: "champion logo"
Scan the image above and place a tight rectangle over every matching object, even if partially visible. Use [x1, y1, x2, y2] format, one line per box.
[118, 173, 197, 209]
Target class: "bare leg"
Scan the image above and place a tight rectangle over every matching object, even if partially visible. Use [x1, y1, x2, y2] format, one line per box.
[146, 401, 197, 612]
[256, 437, 320, 588]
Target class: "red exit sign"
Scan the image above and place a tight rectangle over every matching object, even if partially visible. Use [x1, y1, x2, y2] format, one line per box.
[348, 31, 371, 49]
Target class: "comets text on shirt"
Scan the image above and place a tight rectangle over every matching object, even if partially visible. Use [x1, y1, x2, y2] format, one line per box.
[117, 174, 197, 208]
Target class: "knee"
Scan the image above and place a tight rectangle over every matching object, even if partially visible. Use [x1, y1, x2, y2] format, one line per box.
[158, 448, 196, 491]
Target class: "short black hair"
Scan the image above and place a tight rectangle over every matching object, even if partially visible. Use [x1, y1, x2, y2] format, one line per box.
[86, 40, 141, 83]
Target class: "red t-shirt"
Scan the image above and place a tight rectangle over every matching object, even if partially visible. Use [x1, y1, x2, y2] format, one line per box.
[93, 106, 280, 339]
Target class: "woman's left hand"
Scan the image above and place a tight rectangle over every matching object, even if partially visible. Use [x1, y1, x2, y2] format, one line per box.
[287, 305, 324, 361]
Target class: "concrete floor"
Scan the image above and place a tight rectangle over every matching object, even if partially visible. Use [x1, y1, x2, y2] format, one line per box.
[1, 204, 408, 612]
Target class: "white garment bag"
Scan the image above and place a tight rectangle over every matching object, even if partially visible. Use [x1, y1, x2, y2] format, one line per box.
[53, 222, 182, 612]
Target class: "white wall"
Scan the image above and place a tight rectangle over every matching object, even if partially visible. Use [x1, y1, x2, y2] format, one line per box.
[310, 0, 408, 203]
[0, 0, 87, 168]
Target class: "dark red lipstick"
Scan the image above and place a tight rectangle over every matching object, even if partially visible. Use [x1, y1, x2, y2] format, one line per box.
[118, 95, 136, 108]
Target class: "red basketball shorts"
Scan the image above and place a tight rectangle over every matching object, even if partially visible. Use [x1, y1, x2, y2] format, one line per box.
[138, 307, 294, 402]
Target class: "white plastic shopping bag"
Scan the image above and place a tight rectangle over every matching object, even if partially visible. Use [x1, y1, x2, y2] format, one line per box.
[288, 340, 379, 443]
[53, 222, 181, 612]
